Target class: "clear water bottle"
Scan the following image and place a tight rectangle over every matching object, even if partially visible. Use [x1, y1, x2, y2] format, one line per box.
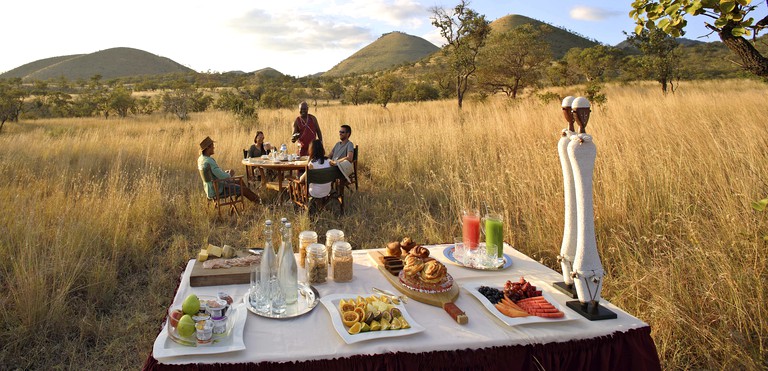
[278, 222, 298, 304]
[280, 143, 287, 158]
[261, 220, 278, 290]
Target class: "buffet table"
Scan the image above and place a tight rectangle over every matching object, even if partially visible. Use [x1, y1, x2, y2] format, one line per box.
[143, 245, 661, 370]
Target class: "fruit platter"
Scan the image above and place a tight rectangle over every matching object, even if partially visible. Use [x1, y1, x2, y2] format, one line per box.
[160, 292, 247, 355]
[463, 277, 579, 326]
[320, 293, 425, 344]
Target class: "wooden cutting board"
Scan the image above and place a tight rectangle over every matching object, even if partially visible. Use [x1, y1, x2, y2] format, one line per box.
[190, 251, 256, 287]
[368, 250, 467, 324]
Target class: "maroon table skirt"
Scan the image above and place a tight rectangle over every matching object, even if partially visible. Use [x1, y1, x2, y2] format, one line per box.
[142, 326, 660, 371]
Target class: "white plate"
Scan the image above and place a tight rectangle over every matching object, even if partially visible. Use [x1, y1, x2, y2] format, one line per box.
[319, 293, 425, 344]
[462, 281, 579, 326]
[152, 302, 247, 358]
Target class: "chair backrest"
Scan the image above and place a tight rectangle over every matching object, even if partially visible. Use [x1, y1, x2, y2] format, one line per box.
[353, 145, 358, 162]
[306, 166, 344, 185]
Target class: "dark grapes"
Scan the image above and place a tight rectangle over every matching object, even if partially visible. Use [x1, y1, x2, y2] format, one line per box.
[478, 286, 504, 304]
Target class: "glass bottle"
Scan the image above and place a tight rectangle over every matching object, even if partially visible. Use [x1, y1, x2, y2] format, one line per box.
[278, 222, 298, 304]
[260, 220, 278, 293]
[331, 241, 353, 282]
[278, 217, 288, 254]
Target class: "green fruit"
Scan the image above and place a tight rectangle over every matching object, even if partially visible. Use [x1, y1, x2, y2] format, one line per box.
[182, 294, 200, 315]
[177, 315, 195, 337]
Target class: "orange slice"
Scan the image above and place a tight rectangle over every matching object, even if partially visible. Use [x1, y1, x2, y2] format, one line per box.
[342, 311, 359, 327]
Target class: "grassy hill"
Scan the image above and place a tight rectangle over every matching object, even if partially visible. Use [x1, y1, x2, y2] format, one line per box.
[490, 14, 598, 58]
[0, 47, 195, 81]
[323, 31, 439, 77]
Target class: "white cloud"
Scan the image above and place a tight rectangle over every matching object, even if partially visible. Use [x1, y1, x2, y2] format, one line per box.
[569, 6, 622, 21]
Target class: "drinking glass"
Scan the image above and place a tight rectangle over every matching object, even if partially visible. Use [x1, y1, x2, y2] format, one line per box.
[481, 213, 504, 260]
[250, 263, 270, 313]
[453, 237, 467, 264]
[460, 209, 481, 250]
[269, 276, 286, 315]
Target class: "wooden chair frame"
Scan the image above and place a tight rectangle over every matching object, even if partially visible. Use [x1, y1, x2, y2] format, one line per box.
[288, 166, 346, 214]
[199, 164, 245, 218]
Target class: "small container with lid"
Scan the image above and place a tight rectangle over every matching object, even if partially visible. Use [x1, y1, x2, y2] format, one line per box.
[325, 229, 345, 263]
[331, 241, 353, 282]
[306, 243, 328, 284]
[298, 230, 318, 269]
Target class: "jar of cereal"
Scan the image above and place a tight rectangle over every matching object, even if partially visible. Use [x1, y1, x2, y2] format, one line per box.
[331, 241, 353, 282]
[325, 229, 345, 263]
[306, 243, 328, 284]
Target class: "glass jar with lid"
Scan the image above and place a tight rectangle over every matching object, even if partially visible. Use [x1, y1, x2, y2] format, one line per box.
[331, 241, 353, 282]
[298, 231, 318, 269]
[305, 243, 328, 284]
[325, 229, 345, 263]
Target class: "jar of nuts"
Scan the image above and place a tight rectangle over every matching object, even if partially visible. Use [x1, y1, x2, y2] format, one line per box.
[331, 241, 353, 282]
[325, 229, 345, 263]
[305, 243, 328, 284]
[298, 230, 318, 269]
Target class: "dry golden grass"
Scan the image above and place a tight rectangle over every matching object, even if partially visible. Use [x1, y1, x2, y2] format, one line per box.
[0, 79, 766, 369]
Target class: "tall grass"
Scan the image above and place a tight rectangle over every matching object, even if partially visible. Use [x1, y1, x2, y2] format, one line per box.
[0, 80, 766, 369]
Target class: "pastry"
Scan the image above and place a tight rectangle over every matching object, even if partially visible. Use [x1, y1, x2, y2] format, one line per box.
[421, 260, 447, 283]
[410, 245, 430, 259]
[403, 255, 424, 277]
[400, 237, 417, 253]
[386, 242, 402, 258]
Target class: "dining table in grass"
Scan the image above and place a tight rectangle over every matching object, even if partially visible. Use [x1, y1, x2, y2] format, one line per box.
[242, 157, 308, 193]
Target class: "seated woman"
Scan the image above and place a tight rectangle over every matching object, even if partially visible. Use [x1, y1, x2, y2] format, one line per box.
[247, 131, 273, 158]
[300, 139, 332, 198]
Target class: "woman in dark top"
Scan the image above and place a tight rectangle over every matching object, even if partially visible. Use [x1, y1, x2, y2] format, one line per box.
[248, 131, 272, 158]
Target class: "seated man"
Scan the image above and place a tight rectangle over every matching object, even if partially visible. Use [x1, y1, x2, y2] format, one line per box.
[329, 124, 354, 163]
[198, 136, 260, 203]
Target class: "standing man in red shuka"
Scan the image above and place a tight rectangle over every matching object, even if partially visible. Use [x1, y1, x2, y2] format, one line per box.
[292, 101, 323, 157]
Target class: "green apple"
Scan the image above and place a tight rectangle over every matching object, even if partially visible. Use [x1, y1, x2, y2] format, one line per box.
[177, 315, 195, 337]
[182, 294, 200, 315]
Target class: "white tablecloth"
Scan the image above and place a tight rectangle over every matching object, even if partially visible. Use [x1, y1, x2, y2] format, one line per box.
[153, 245, 648, 365]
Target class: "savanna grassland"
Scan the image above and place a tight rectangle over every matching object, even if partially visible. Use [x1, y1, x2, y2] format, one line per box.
[0, 80, 766, 370]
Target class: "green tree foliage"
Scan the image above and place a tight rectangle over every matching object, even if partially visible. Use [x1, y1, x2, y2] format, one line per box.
[477, 24, 552, 98]
[564, 45, 623, 83]
[161, 81, 210, 121]
[374, 74, 404, 107]
[625, 29, 683, 94]
[323, 80, 345, 100]
[630, 0, 768, 78]
[0, 78, 28, 133]
[430, 0, 491, 108]
[107, 86, 136, 118]
[401, 82, 440, 102]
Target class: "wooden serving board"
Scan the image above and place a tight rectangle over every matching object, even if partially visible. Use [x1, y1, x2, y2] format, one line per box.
[368, 250, 466, 323]
[190, 251, 254, 287]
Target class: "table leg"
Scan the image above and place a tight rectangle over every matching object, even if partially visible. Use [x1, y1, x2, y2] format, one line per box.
[259, 168, 267, 189]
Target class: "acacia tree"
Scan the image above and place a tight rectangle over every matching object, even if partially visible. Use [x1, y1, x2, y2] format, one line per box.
[430, 0, 491, 108]
[630, 0, 768, 78]
[0, 79, 28, 133]
[625, 29, 682, 94]
[477, 24, 552, 98]
[374, 74, 403, 108]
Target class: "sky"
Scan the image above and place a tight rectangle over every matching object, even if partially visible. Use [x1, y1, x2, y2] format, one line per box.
[0, 1, 719, 77]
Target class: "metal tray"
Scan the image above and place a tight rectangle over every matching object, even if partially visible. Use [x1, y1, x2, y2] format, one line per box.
[242, 283, 320, 319]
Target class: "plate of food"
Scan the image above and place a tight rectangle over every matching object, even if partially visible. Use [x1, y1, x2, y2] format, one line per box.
[462, 278, 578, 326]
[320, 293, 424, 344]
[443, 243, 512, 270]
[154, 293, 247, 357]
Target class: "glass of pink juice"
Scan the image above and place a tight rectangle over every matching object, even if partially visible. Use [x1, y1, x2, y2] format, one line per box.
[461, 209, 480, 250]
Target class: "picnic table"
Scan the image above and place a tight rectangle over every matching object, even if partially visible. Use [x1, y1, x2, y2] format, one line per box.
[242, 157, 308, 194]
[143, 244, 661, 370]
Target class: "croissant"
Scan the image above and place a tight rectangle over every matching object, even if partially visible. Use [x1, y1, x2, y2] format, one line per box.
[400, 237, 417, 253]
[410, 245, 430, 259]
[403, 255, 424, 277]
[386, 242, 402, 258]
[421, 260, 447, 283]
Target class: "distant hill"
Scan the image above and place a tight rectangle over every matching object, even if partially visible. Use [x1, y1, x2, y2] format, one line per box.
[323, 32, 439, 77]
[0, 47, 195, 81]
[490, 14, 598, 58]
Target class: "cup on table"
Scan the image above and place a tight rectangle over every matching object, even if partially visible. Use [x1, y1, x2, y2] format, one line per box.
[250, 263, 270, 313]
[453, 237, 467, 264]
[461, 209, 481, 250]
[481, 213, 503, 261]
[269, 277, 286, 315]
